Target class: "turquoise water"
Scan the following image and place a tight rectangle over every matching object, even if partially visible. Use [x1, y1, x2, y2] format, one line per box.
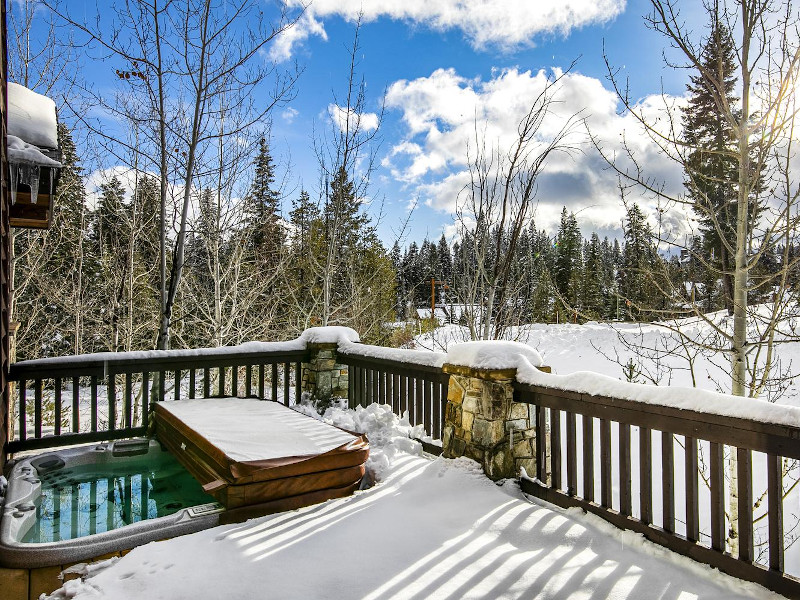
[21, 452, 215, 543]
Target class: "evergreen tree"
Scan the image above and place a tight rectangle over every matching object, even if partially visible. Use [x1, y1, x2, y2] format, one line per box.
[245, 137, 283, 257]
[619, 204, 657, 319]
[683, 17, 760, 314]
[553, 207, 583, 314]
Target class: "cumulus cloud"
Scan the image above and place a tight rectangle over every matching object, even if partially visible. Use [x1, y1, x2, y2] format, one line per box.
[281, 107, 299, 123]
[269, 11, 327, 63]
[328, 104, 380, 134]
[279, 0, 625, 55]
[382, 66, 690, 236]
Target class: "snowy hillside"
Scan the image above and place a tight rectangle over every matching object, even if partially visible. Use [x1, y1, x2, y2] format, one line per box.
[414, 308, 800, 408]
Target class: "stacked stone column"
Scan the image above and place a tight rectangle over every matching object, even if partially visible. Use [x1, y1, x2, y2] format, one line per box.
[441, 363, 544, 481]
[301, 342, 349, 400]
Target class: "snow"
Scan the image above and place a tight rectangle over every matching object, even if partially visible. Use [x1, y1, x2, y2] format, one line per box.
[299, 326, 360, 344]
[7, 82, 58, 149]
[44, 403, 778, 600]
[516, 362, 800, 429]
[339, 339, 446, 368]
[157, 398, 357, 462]
[7, 135, 62, 167]
[446, 340, 543, 370]
[15, 338, 307, 367]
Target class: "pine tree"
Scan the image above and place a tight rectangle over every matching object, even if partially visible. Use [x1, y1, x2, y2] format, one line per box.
[619, 204, 657, 319]
[245, 137, 283, 257]
[682, 16, 759, 314]
[553, 207, 583, 312]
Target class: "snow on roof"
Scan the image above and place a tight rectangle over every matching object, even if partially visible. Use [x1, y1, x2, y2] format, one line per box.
[7, 135, 61, 168]
[8, 82, 58, 149]
[446, 340, 544, 370]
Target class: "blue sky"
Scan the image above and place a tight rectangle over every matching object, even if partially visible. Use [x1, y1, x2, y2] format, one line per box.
[262, 0, 704, 246]
[24, 0, 709, 247]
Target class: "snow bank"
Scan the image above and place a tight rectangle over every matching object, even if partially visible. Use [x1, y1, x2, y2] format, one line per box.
[517, 361, 800, 429]
[295, 402, 424, 482]
[446, 340, 543, 370]
[8, 82, 58, 149]
[339, 339, 446, 368]
[7, 135, 61, 167]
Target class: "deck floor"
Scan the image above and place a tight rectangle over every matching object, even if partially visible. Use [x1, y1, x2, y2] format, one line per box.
[46, 451, 780, 600]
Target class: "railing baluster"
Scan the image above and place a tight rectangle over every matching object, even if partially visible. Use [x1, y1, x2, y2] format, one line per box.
[640, 426, 652, 525]
[348, 364, 356, 409]
[399, 374, 407, 416]
[619, 423, 631, 516]
[231, 365, 238, 398]
[54, 378, 62, 436]
[34, 379, 42, 438]
[125, 373, 133, 429]
[142, 371, 150, 423]
[189, 369, 196, 400]
[218, 366, 226, 397]
[423, 378, 432, 435]
[72, 376, 80, 433]
[271, 363, 278, 402]
[108, 372, 116, 431]
[414, 377, 423, 428]
[158, 371, 166, 402]
[432, 378, 442, 440]
[566, 410, 577, 497]
[685, 436, 699, 542]
[710, 442, 725, 552]
[19, 380, 27, 441]
[245, 364, 252, 398]
[662, 431, 674, 533]
[372, 368, 379, 405]
[284, 362, 291, 405]
[91, 375, 98, 432]
[174, 370, 180, 400]
[536, 403, 547, 484]
[582, 414, 594, 502]
[394, 373, 401, 414]
[737, 448, 753, 563]
[767, 453, 784, 572]
[258, 364, 265, 399]
[295, 361, 302, 404]
[551, 409, 562, 491]
[600, 418, 611, 507]
[204, 368, 211, 398]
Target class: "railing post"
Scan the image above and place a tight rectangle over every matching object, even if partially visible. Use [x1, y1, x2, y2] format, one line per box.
[441, 363, 542, 481]
[301, 342, 349, 403]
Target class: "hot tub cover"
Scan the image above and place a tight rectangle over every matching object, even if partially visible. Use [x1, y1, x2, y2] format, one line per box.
[154, 398, 369, 513]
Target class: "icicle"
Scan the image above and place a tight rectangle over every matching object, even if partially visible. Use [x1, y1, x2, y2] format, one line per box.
[29, 166, 40, 204]
[10, 164, 17, 205]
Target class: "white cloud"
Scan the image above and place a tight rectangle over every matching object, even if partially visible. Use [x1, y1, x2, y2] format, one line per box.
[269, 11, 327, 63]
[280, 0, 625, 54]
[383, 66, 690, 237]
[328, 104, 379, 134]
[281, 107, 299, 123]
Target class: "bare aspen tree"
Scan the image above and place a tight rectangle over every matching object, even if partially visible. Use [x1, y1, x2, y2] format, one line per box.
[53, 0, 300, 349]
[453, 67, 583, 340]
[592, 0, 800, 553]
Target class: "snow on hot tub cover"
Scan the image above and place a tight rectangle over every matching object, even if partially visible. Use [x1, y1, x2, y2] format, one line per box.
[154, 398, 369, 512]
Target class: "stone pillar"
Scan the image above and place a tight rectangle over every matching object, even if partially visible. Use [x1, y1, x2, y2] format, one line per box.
[441, 363, 538, 481]
[301, 342, 349, 401]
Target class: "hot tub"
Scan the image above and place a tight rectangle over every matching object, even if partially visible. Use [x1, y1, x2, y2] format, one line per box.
[0, 439, 224, 569]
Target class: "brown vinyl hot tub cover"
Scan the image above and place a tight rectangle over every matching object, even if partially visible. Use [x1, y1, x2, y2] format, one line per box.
[154, 398, 369, 519]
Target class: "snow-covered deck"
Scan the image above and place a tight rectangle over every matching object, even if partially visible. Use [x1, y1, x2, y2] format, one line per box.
[48, 406, 777, 600]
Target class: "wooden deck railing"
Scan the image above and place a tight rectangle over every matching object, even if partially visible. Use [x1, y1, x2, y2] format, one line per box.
[8, 347, 309, 454]
[338, 351, 449, 442]
[513, 380, 800, 598]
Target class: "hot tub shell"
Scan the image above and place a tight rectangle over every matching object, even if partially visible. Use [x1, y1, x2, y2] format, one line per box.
[0, 439, 224, 569]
